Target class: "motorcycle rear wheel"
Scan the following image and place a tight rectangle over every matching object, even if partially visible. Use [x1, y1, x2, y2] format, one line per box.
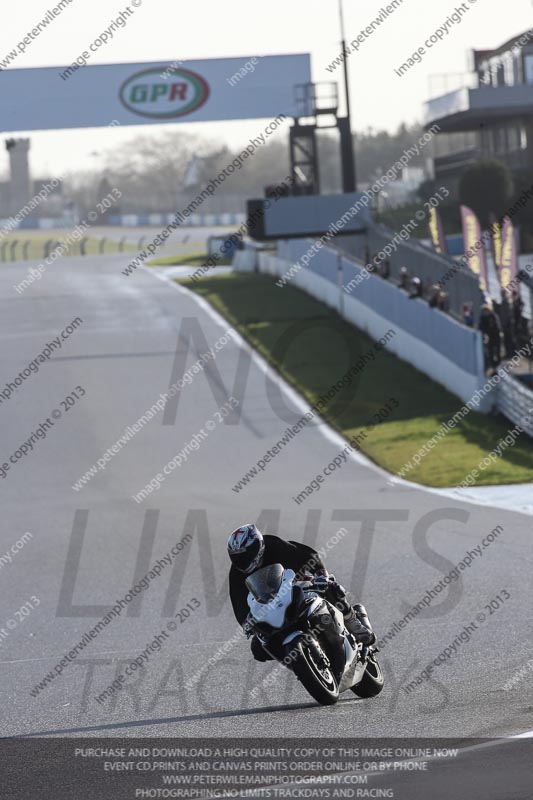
[290, 637, 339, 706]
[351, 653, 384, 698]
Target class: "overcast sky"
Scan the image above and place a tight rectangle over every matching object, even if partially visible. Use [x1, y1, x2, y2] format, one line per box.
[2, 0, 533, 177]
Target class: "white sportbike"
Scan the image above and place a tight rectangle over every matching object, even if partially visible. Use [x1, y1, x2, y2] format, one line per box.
[246, 564, 384, 706]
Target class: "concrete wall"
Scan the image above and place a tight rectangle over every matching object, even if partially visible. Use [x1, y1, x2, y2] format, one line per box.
[250, 239, 491, 411]
[337, 222, 484, 320]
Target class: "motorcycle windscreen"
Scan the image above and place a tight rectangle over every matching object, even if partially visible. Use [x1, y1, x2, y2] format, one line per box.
[245, 564, 284, 602]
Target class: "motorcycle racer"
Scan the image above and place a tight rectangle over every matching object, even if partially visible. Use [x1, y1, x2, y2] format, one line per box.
[228, 523, 375, 661]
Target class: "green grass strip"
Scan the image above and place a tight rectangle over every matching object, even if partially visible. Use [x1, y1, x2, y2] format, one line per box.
[180, 272, 533, 488]
[148, 252, 232, 267]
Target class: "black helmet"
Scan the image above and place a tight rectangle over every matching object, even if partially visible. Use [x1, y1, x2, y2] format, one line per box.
[227, 524, 265, 574]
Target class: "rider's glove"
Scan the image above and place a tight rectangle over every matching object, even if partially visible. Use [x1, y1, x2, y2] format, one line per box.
[243, 618, 255, 639]
[312, 574, 331, 593]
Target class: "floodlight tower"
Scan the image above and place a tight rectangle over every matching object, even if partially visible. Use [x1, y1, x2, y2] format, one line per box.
[6, 138, 31, 216]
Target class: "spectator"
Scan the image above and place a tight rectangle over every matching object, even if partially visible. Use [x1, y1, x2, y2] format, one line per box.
[478, 303, 502, 370]
[462, 302, 474, 327]
[380, 258, 391, 280]
[512, 290, 527, 348]
[428, 284, 440, 308]
[497, 295, 516, 358]
[368, 254, 380, 274]
[437, 290, 449, 312]
[399, 266, 409, 290]
[365, 256, 375, 274]
[409, 277, 423, 299]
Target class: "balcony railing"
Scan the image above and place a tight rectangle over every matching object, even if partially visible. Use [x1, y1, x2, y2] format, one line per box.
[424, 88, 470, 125]
[426, 84, 533, 129]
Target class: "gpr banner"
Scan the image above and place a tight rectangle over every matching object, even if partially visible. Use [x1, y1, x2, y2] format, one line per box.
[0, 54, 311, 131]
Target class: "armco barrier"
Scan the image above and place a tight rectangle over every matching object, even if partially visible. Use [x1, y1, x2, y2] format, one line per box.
[496, 371, 533, 437]
[255, 240, 491, 411]
[107, 213, 247, 228]
[0, 236, 125, 262]
[0, 213, 247, 233]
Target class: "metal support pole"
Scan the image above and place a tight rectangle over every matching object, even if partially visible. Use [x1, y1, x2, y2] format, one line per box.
[338, 0, 356, 192]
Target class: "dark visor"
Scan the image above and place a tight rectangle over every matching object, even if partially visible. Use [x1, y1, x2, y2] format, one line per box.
[231, 538, 261, 571]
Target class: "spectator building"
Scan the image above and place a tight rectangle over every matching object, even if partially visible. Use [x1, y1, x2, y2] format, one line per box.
[424, 30, 533, 196]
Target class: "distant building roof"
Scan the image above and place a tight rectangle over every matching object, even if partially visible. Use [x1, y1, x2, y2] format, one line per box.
[473, 29, 533, 66]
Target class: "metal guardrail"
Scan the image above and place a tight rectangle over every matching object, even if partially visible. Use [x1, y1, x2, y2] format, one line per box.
[496, 370, 533, 438]
[0, 236, 141, 262]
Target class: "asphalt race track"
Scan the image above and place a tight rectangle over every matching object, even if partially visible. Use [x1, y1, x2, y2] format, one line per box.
[1, 251, 532, 744]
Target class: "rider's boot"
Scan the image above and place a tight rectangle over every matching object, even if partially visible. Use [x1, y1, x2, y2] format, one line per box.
[328, 582, 376, 646]
[344, 603, 376, 646]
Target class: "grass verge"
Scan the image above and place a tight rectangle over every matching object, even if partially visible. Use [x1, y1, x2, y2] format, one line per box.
[179, 272, 533, 488]
[148, 252, 232, 267]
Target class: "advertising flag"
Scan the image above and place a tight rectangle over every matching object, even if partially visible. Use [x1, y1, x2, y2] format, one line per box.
[489, 212, 502, 269]
[428, 207, 448, 255]
[460, 205, 488, 293]
[499, 216, 518, 295]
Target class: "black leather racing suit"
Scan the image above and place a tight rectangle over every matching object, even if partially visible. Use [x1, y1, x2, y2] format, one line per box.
[229, 535, 329, 625]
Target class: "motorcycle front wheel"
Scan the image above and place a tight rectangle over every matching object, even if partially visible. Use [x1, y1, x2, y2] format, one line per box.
[289, 636, 339, 706]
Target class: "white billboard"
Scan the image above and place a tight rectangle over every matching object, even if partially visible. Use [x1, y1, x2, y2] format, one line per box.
[0, 54, 311, 132]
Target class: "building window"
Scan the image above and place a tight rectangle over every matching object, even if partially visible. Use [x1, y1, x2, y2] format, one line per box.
[478, 60, 491, 87]
[503, 53, 514, 85]
[524, 54, 533, 84]
[507, 125, 519, 151]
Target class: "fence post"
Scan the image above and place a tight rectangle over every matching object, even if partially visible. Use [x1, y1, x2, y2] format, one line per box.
[119, 236, 126, 252]
[337, 252, 344, 317]
[23, 240, 30, 260]
[80, 237, 88, 256]
[99, 238, 106, 254]
[10, 240, 18, 261]
[0, 241, 8, 261]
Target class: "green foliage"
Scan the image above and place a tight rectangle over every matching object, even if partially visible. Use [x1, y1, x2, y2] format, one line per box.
[317, 122, 430, 192]
[459, 159, 514, 227]
[353, 123, 429, 184]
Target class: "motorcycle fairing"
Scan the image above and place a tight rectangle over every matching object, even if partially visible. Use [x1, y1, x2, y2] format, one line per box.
[247, 568, 296, 629]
